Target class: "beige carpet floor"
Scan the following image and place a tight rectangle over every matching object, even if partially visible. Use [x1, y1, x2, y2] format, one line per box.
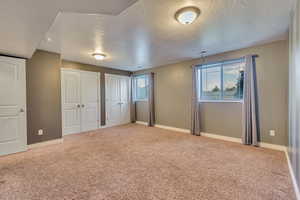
[0, 124, 295, 200]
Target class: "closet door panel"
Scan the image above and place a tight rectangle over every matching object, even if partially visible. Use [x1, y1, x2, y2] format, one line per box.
[105, 74, 130, 127]
[81, 72, 99, 132]
[105, 75, 121, 126]
[61, 70, 81, 135]
[120, 77, 130, 124]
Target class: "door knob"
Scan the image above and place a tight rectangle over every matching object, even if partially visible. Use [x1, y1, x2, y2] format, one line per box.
[81, 104, 85, 108]
[77, 104, 81, 108]
[20, 108, 25, 113]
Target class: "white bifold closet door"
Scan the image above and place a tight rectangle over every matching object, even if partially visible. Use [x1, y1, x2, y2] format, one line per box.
[61, 69, 100, 135]
[0, 56, 27, 156]
[105, 74, 130, 127]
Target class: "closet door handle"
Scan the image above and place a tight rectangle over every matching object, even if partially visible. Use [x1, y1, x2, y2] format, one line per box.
[81, 104, 85, 108]
[77, 104, 81, 108]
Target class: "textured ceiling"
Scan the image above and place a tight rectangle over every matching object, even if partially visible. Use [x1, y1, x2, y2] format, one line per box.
[0, 0, 137, 58]
[39, 0, 293, 71]
[0, 0, 293, 71]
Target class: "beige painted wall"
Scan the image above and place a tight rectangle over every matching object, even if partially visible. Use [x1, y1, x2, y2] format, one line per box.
[136, 101, 149, 122]
[135, 40, 289, 145]
[26, 50, 62, 144]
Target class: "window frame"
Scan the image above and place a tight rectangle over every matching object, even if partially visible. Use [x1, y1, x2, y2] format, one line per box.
[133, 74, 149, 102]
[197, 58, 245, 103]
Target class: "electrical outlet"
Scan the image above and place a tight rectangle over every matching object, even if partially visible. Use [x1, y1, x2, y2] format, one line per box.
[269, 130, 275, 137]
[38, 129, 43, 136]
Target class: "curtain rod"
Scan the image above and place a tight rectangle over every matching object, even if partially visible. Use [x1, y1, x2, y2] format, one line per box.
[191, 54, 259, 68]
[131, 72, 154, 77]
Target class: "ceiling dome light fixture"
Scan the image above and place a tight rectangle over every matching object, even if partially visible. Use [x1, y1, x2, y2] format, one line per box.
[175, 6, 201, 25]
[92, 53, 106, 60]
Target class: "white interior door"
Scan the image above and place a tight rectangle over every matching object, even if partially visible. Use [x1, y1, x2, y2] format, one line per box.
[61, 70, 81, 135]
[81, 71, 100, 132]
[0, 56, 27, 156]
[105, 74, 121, 126]
[105, 74, 130, 127]
[119, 77, 130, 124]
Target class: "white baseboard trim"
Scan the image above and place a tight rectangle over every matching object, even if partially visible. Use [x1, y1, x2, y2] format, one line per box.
[136, 121, 190, 133]
[201, 132, 242, 143]
[155, 124, 190, 133]
[103, 122, 133, 128]
[285, 148, 300, 200]
[135, 122, 286, 152]
[28, 138, 64, 149]
[99, 125, 110, 129]
[202, 132, 286, 152]
[136, 121, 148, 126]
[259, 142, 287, 152]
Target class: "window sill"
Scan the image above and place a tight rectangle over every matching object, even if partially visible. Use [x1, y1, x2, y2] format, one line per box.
[134, 99, 148, 102]
[199, 100, 243, 103]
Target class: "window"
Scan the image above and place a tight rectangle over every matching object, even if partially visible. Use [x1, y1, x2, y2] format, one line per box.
[134, 75, 149, 101]
[198, 59, 245, 102]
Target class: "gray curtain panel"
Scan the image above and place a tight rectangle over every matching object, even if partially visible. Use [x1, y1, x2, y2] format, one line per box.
[191, 66, 201, 136]
[242, 55, 259, 146]
[130, 75, 136, 123]
[148, 72, 155, 126]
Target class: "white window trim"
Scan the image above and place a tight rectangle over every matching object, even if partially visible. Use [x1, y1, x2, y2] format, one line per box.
[198, 58, 245, 103]
[133, 74, 149, 102]
[199, 100, 243, 103]
[135, 99, 149, 102]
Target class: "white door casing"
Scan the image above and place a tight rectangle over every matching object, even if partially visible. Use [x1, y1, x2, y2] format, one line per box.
[61, 69, 100, 135]
[105, 74, 130, 127]
[0, 56, 27, 156]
